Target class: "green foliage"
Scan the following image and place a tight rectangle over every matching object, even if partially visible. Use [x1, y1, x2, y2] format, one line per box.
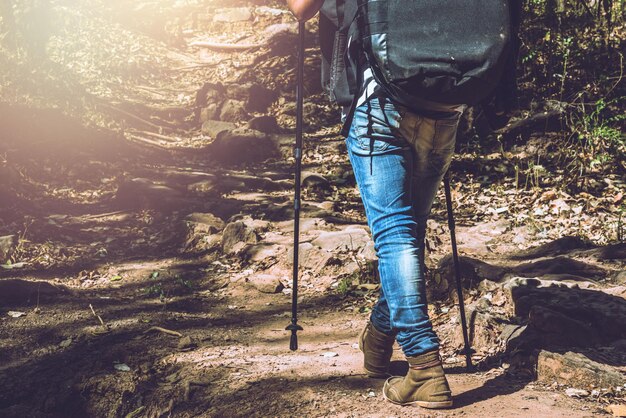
[516, 1, 625, 187]
[566, 97, 626, 176]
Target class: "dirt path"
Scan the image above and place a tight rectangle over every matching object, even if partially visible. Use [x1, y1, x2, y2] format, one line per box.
[0, 1, 624, 417]
[0, 256, 607, 417]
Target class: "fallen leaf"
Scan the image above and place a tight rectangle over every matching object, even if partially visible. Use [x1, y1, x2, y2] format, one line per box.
[7, 311, 26, 318]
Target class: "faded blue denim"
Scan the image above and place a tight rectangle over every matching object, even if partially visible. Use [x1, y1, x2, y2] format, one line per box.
[346, 95, 461, 357]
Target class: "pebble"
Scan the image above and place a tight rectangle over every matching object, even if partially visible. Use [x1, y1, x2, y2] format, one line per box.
[565, 388, 590, 398]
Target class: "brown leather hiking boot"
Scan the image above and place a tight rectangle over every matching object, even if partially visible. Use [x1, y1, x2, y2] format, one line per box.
[382, 350, 453, 408]
[358, 322, 396, 378]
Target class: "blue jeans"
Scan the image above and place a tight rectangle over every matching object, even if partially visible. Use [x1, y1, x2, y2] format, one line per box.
[346, 95, 461, 357]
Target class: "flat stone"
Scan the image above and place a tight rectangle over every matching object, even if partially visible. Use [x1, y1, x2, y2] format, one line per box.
[288, 242, 332, 272]
[186, 213, 225, 234]
[310, 229, 370, 252]
[201, 119, 235, 138]
[0, 235, 16, 264]
[537, 350, 625, 388]
[248, 274, 284, 294]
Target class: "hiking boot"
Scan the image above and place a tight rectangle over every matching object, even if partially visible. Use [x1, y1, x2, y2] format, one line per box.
[358, 322, 396, 378]
[382, 350, 453, 408]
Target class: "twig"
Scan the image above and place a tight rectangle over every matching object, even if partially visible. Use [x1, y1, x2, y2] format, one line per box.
[136, 130, 182, 143]
[125, 133, 171, 150]
[96, 101, 163, 131]
[89, 304, 105, 326]
[189, 41, 263, 51]
[145, 326, 183, 338]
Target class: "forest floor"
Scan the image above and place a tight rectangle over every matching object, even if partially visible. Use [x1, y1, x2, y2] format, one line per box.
[0, 1, 625, 417]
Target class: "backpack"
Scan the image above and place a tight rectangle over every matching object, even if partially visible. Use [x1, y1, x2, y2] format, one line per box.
[319, 0, 358, 107]
[319, 0, 522, 128]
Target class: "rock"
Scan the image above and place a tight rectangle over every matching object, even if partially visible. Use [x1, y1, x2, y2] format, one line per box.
[510, 236, 594, 260]
[288, 243, 333, 272]
[527, 305, 601, 348]
[219, 99, 248, 122]
[358, 241, 378, 262]
[183, 213, 225, 252]
[213, 8, 252, 22]
[209, 128, 279, 165]
[513, 256, 606, 279]
[499, 324, 530, 350]
[199, 104, 221, 123]
[0, 279, 69, 307]
[226, 84, 278, 113]
[607, 404, 626, 417]
[0, 235, 16, 264]
[537, 350, 625, 388]
[246, 85, 278, 112]
[564, 388, 589, 398]
[247, 115, 280, 134]
[186, 213, 225, 234]
[187, 179, 219, 196]
[195, 82, 225, 108]
[255, 7, 290, 17]
[506, 277, 626, 344]
[429, 256, 507, 301]
[597, 243, 626, 260]
[178, 336, 196, 351]
[302, 172, 331, 190]
[248, 274, 284, 294]
[310, 228, 371, 252]
[452, 310, 501, 353]
[221, 221, 258, 254]
[115, 178, 183, 211]
[201, 120, 236, 138]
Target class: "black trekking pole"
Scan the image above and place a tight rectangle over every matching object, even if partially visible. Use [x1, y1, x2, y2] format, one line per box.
[285, 20, 305, 351]
[443, 170, 474, 371]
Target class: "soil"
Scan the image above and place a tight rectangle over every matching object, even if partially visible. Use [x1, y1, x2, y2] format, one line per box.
[0, 1, 624, 417]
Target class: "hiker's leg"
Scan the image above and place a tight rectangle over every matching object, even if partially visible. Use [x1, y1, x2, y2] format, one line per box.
[409, 113, 461, 270]
[346, 96, 438, 356]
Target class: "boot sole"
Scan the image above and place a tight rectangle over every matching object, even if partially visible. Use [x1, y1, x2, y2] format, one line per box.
[382, 392, 453, 409]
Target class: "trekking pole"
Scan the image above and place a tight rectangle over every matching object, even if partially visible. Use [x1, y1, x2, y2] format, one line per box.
[285, 20, 305, 351]
[443, 170, 473, 371]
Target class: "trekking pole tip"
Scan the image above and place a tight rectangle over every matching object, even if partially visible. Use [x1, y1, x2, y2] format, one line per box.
[286, 323, 303, 351]
[289, 332, 298, 351]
